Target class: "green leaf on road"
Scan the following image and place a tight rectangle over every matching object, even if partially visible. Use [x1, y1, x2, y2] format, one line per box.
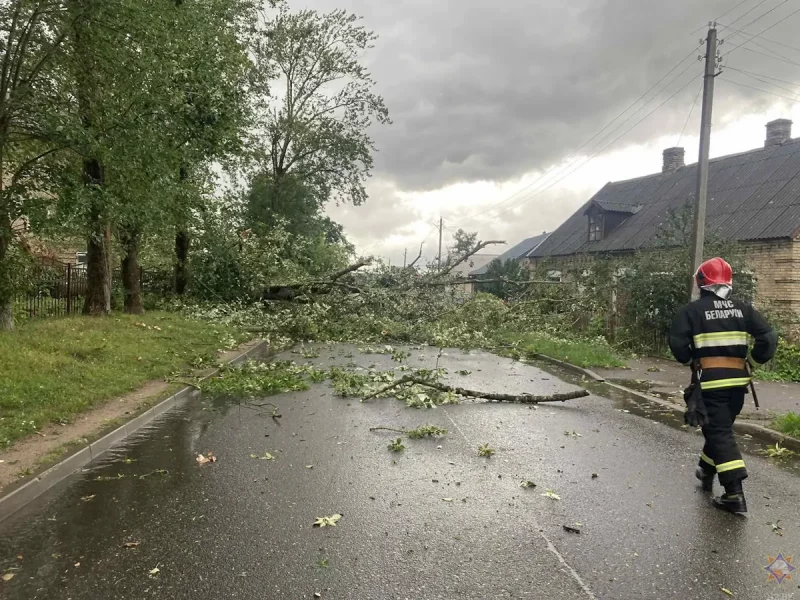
[542, 489, 561, 500]
[313, 514, 342, 528]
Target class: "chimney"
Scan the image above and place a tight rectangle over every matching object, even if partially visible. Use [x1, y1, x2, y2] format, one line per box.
[662, 147, 685, 173]
[765, 118, 792, 147]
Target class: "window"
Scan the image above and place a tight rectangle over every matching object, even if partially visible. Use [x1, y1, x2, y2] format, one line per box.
[547, 269, 562, 282]
[76, 251, 88, 265]
[589, 212, 603, 241]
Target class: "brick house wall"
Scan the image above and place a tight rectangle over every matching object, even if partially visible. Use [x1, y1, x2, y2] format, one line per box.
[525, 237, 800, 327]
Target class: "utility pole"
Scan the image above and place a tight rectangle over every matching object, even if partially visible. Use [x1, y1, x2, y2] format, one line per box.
[403, 248, 407, 268]
[689, 24, 719, 301]
[437, 217, 443, 272]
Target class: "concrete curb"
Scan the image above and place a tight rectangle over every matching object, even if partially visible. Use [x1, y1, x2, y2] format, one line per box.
[0, 338, 271, 524]
[531, 353, 606, 383]
[601, 381, 800, 453]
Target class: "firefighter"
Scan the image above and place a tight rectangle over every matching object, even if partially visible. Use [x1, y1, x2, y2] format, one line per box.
[669, 257, 777, 514]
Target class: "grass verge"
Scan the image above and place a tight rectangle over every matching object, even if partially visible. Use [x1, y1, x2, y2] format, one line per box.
[772, 412, 800, 439]
[502, 331, 626, 369]
[0, 312, 249, 449]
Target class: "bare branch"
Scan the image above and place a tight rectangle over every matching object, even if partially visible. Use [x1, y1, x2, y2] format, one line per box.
[407, 241, 424, 269]
[439, 240, 505, 277]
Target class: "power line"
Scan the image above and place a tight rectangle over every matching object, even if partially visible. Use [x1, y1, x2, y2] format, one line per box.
[450, 43, 703, 226]
[724, 65, 800, 96]
[454, 52, 703, 227]
[737, 0, 791, 31]
[468, 68, 703, 226]
[724, 41, 800, 68]
[723, 3, 800, 61]
[726, 0, 775, 28]
[677, 80, 704, 146]
[720, 74, 800, 102]
[469, 62, 703, 225]
[717, 20, 800, 54]
[691, 0, 769, 35]
[724, 64, 800, 88]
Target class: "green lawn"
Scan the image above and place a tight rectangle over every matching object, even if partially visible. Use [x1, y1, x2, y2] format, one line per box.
[773, 412, 800, 439]
[503, 331, 626, 369]
[0, 312, 248, 448]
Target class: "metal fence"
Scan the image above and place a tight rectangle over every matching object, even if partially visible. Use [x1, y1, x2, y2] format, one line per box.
[16, 262, 173, 320]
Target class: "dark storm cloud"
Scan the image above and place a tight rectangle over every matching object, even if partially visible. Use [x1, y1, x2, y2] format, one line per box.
[300, 0, 796, 192]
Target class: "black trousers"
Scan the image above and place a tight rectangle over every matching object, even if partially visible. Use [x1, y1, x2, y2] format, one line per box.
[697, 387, 748, 487]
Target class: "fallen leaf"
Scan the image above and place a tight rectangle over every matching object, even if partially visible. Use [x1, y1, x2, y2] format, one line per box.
[519, 480, 537, 489]
[122, 542, 141, 548]
[2, 573, 14, 582]
[720, 587, 733, 597]
[80, 495, 96, 502]
[149, 567, 160, 575]
[441, 498, 454, 502]
[591, 473, 599, 479]
[313, 514, 342, 528]
[196, 452, 216, 465]
[305, 465, 314, 469]
[74, 563, 80, 568]
[15, 555, 22, 561]
[562, 525, 581, 534]
[314, 594, 322, 598]
[542, 489, 561, 500]
[767, 521, 784, 536]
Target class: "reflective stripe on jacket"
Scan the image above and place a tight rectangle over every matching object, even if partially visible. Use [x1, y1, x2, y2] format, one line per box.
[669, 292, 777, 390]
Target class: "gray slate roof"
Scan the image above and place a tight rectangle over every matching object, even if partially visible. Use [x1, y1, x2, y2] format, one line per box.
[531, 137, 800, 258]
[470, 232, 550, 276]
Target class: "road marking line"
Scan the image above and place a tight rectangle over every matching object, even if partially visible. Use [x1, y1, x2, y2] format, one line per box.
[537, 524, 596, 598]
[441, 408, 471, 444]
[442, 407, 595, 599]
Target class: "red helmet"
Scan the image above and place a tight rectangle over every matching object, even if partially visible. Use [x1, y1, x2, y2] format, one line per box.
[695, 257, 732, 287]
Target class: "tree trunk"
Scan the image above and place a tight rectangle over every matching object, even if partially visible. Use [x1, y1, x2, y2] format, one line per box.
[174, 227, 189, 295]
[120, 229, 143, 314]
[0, 212, 13, 331]
[82, 159, 111, 316]
[174, 165, 189, 295]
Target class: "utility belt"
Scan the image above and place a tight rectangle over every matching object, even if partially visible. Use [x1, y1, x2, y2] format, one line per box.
[698, 357, 746, 370]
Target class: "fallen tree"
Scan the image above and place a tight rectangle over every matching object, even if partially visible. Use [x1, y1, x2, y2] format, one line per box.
[261, 239, 507, 302]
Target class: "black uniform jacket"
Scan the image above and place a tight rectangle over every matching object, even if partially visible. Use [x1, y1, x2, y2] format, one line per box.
[669, 292, 777, 390]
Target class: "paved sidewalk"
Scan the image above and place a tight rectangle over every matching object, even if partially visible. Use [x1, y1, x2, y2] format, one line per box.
[595, 357, 800, 421]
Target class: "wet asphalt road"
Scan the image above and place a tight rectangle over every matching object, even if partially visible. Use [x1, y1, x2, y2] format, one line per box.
[1, 345, 800, 600]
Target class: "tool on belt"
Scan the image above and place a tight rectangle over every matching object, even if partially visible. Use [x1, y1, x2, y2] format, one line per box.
[746, 362, 760, 410]
[684, 361, 709, 427]
[695, 357, 760, 410]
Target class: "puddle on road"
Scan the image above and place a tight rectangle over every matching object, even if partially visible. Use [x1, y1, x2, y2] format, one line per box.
[529, 359, 800, 478]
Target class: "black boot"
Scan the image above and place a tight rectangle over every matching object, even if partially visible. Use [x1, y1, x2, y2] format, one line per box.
[695, 467, 714, 492]
[712, 492, 747, 514]
[713, 481, 747, 514]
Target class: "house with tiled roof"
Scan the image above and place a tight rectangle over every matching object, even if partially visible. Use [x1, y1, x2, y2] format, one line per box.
[527, 118, 800, 313]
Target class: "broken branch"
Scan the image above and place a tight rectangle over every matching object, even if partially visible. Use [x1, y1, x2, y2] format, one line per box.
[439, 240, 505, 277]
[407, 241, 424, 269]
[363, 375, 589, 404]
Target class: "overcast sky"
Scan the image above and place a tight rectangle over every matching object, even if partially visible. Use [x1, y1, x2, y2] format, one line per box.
[302, 0, 800, 264]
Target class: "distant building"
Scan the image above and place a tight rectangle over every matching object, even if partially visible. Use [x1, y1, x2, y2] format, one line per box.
[527, 118, 800, 314]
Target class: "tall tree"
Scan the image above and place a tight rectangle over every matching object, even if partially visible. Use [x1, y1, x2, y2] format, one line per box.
[250, 3, 390, 227]
[169, 0, 258, 297]
[0, 0, 71, 329]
